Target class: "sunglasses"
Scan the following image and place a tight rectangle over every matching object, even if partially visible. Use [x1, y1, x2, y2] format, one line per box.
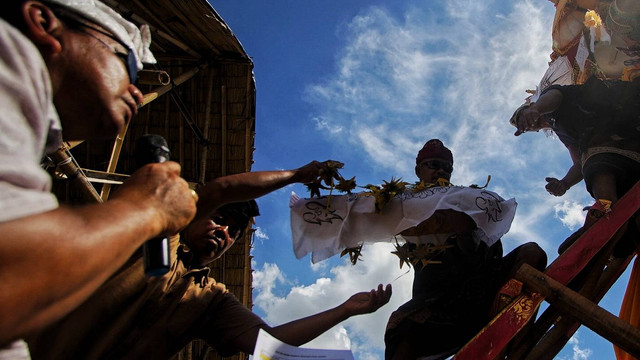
[59, 14, 138, 83]
[419, 160, 453, 173]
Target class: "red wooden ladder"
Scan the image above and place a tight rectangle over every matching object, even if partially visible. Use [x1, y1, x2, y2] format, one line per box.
[454, 181, 640, 360]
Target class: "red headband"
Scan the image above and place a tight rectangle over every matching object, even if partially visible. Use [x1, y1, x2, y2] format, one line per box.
[416, 139, 453, 165]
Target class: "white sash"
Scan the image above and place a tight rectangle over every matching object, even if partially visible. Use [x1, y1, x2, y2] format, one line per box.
[289, 186, 517, 263]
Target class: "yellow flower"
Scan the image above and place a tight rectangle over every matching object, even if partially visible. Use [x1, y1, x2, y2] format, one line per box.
[584, 10, 602, 28]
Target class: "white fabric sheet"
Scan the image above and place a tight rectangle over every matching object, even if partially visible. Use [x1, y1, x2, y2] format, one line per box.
[290, 186, 517, 263]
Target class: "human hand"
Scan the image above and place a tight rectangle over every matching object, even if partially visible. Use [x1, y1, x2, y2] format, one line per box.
[514, 107, 542, 136]
[293, 160, 344, 186]
[342, 283, 392, 316]
[545, 177, 568, 196]
[111, 161, 197, 235]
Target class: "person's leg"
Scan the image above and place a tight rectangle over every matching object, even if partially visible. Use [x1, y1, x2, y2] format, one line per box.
[385, 319, 471, 360]
[502, 242, 547, 279]
[386, 336, 416, 360]
[590, 171, 618, 204]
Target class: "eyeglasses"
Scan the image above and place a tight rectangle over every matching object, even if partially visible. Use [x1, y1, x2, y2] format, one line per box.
[212, 215, 245, 240]
[419, 160, 453, 173]
[58, 14, 138, 83]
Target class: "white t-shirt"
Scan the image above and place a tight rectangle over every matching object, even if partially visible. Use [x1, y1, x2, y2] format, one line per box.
[0, 18, 63, 360]
[0, 18, 61, 222]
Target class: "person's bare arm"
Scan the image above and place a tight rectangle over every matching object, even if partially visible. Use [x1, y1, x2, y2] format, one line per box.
[514, 89, 564, 135]
[194, 160, 339, 219]
[0, 161, 196, 346]
[545, 144, 583, 196]
[230, 284, 392, 353]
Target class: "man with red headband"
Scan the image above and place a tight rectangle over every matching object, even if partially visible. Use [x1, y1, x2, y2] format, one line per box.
[384, 139, 547, 360]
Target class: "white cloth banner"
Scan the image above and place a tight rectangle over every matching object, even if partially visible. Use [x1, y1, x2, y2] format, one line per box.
[290, 186, 517, 263]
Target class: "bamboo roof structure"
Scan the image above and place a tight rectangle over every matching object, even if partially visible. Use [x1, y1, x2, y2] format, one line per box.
[49, 1, 256, 359]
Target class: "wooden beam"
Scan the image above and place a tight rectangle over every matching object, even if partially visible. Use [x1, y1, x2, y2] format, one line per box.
[515, 263, 640, 357]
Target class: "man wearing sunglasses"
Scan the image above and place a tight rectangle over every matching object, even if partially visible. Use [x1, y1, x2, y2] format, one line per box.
[28, 160, 392, 360]
[385, 139, 547, 360]
[0, 0, 196, 357]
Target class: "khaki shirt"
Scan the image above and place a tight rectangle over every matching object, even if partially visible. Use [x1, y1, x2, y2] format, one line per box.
[28, 235, 265, 360]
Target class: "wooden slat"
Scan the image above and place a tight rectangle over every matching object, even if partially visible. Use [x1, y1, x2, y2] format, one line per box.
[516, 263, 640, 357]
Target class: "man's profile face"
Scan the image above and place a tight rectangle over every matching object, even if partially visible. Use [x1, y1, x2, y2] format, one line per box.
[415, 157, 453, 183]
[50, 14, 142, 140]
[183, 212, 243, 266]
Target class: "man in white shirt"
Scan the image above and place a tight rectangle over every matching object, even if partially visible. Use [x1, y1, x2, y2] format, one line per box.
[0, 1, 197, 357]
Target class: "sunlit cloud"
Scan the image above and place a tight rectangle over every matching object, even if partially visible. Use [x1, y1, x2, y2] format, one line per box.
[253, 243, 412, 356]
[554, 200, 588, 230]
[558, 332, 593, 360]
[253, 227, 269, 240]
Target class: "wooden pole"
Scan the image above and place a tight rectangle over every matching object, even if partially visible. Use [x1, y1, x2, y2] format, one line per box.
[137, 69, 170, 86]
[99, 121, 130, 201]
[99, 64, 206, 201]
[513, 226, 628, 360]
[515, 263, 640, 357]
[199, 70, 214, 185]
[221, 85, 227, 176]
[50, 145, 102, 203]
[139, 64, 207, 110]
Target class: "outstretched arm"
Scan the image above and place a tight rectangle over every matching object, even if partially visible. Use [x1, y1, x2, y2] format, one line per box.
[232, 284, 392, 353]
[194, 160, 340, 219]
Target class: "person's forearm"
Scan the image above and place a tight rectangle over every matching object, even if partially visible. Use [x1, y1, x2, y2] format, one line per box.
[195, 170, 298, 219]
[531, 89, 563, 114]
[265, 304, 350, 347]
[563, 145, 583, 187]
[0, 200, 163, 345]
[561, 163, 583, 188]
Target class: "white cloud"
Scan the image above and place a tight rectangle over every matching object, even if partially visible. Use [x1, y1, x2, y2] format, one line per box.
[554, 200, 588, 230]
[253, 243, 412, 356]
[559, 332, 593, 360]
[253, 227, 270, 240]
[304, 1, 558, 196]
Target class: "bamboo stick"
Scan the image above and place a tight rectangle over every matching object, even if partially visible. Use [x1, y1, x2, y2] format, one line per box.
[99, 63, 206, 201]
[515, 263, 640, 357]
[199, 70, 214, 184]
[221, 84, 227, 176]
[139, 63, 207, 109]
[50, 145, 102, 203]
[242, 229, 254, 307]
[244, 65, 254, 172]
[100, 120, 130, 201]
[137, 69, 170, 86]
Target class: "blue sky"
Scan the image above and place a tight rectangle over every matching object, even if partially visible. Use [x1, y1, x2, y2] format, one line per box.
[211, 1, 632, 359]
